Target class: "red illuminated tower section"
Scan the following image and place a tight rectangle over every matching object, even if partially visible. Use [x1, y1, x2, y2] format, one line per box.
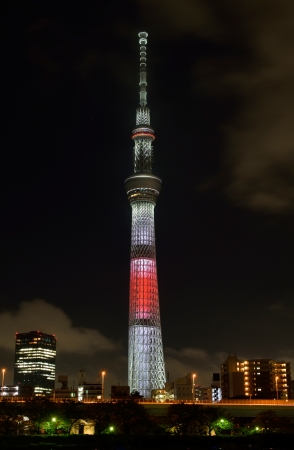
[125, 32, 165, 398]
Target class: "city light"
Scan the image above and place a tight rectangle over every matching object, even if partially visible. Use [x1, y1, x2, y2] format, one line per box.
[192, 373, 196, 402]
[276, 376, 279, 400]
[1, 369, 5, 396]
[101, 371, 105, 401]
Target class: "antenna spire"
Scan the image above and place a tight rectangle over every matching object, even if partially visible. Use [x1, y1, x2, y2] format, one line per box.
[138, 32, 148, 106]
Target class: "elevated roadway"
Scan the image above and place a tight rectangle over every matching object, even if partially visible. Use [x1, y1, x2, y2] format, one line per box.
[141, 401, 294, 418]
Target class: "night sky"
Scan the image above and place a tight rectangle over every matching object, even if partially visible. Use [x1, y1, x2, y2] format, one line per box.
[1, 1, 294, 394]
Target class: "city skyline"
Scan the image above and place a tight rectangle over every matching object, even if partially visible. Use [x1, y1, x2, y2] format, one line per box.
[1, 1, 293, 393]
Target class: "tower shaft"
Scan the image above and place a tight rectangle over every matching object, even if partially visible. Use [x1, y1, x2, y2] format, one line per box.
[125, 32, 165, 398]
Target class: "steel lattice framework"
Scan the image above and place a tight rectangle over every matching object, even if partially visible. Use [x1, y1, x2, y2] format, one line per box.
[124, 32, 166, 398]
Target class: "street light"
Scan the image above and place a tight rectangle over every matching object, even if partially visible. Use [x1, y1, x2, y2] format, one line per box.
[1, 369, 5, 396]
[52, 417, 56, 434]
[101, 371, 105, 401]
[275, 376, 279, 401]
[192, 373, 196, 402]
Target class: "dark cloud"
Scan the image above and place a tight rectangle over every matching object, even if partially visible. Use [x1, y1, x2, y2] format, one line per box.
[222, 1, 294, 213]
[0, 299, 124, 392]
[137, 0, 219, 38]
[0, 299, 119, 354]
[164, 347, 226, 385]
[136, 0, 294, 213]
[267, 302, 294, 319]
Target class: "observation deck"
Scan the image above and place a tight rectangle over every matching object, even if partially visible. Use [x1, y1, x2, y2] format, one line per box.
[125, 172, 162, 204]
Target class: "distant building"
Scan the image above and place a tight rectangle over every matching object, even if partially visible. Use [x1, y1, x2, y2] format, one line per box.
[198, 386, 212, 401]
[221, 355, 245, 398]
[78, 369, 87, 386]
[54, 375, 77, 400]
[290, 379, 294, 399]
[77, 369, 102, 402]
[221, 354, 291, 399]
[151, 373, 222, 403]
[211, 373, 222, 403]
[0, 386, 19, 397]
[14, 331, 56, 395]
[78, 383, 102, 402]
[244, 359, 291, 400]
[174, 373, 193, 400]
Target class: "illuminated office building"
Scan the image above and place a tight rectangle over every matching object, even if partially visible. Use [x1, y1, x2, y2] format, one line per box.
[221, 354, 291, 399]
[14, 331, 56, 395]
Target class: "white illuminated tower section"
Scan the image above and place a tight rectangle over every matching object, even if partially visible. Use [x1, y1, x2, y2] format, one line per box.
[125, 32, 166, 398]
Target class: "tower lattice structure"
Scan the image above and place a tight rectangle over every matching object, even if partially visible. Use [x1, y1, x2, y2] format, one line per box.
[125, 32, 166, 398]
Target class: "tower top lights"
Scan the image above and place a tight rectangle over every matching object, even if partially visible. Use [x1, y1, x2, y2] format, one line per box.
[138, 32, 148, 107]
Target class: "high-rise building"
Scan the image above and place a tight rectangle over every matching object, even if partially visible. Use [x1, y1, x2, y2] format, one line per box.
[221, 354, 291, 400]
[14, 330, 56, 395]
[125, 32, 165, 398]
[221, 354, 245, 398]
[243, 359, 291, 400]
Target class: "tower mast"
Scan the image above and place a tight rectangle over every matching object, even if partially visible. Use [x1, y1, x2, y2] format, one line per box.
[125, 32, 166, 398]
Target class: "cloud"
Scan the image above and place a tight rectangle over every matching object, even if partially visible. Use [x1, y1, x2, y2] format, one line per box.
[166, 347, 209, 360]
[164, 347, 226, 385]
[137, 0, 218, 38]
[208, 1, 294, 213]
[267, 302, 294, 318]
[223, 28, 294, 213]
[0, 299, 119, 354]
[138, 0, 294, 213]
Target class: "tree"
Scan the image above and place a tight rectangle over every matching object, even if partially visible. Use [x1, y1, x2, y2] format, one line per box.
[112, 401, 156, 435]
[166, 404, 231, 436]
[87, 402, 114, 434]
[0, 400, 24, 435]
[130, 390, 143, 399]
[24, 397, 57, 434]
[212, 416, 234, 435]
[252, 409, 292, 433]
[197, 406, 233, 436]
[56, 400, 85, 434]
[166, 403, 205, 435]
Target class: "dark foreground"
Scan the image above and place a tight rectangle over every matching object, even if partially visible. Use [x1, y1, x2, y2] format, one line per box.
[0, 434, 294, 450]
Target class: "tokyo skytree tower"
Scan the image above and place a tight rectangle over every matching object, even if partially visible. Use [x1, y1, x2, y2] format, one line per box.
[125, 32, 166, 398]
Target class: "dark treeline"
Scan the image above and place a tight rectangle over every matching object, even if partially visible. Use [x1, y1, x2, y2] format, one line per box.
[0, 398, 293, 449]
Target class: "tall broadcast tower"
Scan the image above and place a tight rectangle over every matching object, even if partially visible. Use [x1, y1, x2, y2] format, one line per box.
[125, 32, 166, 398]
